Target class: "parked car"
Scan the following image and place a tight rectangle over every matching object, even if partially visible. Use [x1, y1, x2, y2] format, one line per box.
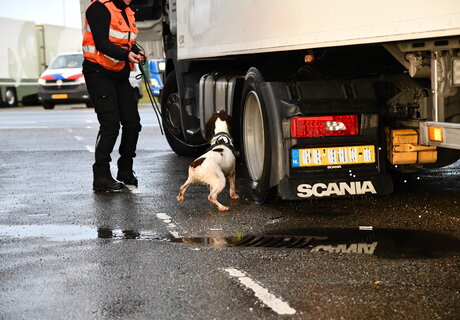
[38, 52, 90, 109]
[38, 52, 143, 109]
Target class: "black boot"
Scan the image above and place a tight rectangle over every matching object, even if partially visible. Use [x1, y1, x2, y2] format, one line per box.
[93, 176, 125, 192]
[93, 163, 124, 192]
[116, 170, 138, 187]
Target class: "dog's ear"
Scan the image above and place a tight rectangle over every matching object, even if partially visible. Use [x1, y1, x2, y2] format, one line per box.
[205, 112, 219, 139]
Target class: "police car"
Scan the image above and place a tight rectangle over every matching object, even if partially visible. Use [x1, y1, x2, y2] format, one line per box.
[38, 52, 91, 109]
[38, 52, 142, 109]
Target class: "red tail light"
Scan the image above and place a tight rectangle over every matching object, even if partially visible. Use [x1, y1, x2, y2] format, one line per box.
[291, 115, 359, 138]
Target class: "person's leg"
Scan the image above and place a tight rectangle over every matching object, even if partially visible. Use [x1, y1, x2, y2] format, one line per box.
[116, 79, 142, 186]
[94, 111, 120, 175]
[85, 72, 124, 191]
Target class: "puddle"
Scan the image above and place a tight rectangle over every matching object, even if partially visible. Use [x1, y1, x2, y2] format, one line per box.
[171, 228, 460, 258]
[0, 225, 163, 242]
[0, 224, 96, 241]
[96, 227, 164, 240]
[1, 225, 459, 258]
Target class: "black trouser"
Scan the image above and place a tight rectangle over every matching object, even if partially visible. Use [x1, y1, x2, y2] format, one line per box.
[84, 71, 142, 178]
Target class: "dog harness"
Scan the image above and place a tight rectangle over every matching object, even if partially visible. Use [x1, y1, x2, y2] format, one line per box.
[207, 132, 240, 157]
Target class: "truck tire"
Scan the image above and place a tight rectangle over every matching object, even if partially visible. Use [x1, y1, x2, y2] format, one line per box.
[241, 68, 276, 203]
[161, 71, 204, 156]
[5, 87, 18, 107]
[0, 88, 4, 107]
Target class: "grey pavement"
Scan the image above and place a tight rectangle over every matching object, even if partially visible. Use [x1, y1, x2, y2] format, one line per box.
[0, 104, 459, 320]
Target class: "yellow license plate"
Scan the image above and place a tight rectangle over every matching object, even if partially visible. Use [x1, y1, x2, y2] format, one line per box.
[291, 145, 375, 167]
[52, 93, 68, 99]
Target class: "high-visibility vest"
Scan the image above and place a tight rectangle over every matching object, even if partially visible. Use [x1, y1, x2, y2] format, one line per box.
[82, 0, 138, 72]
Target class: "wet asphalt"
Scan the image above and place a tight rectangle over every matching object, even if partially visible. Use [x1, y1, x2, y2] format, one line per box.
[0, 104, 459, 320]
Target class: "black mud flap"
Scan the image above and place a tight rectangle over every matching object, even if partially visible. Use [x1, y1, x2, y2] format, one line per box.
[278, 174, 393, 200]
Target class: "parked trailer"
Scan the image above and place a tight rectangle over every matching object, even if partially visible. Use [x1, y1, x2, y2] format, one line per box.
[0, 17, 39, 106]
[129, 0, 460, 202]
[0, 17, 81, 107]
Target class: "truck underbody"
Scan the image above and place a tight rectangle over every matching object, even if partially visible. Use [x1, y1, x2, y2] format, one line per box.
[132, 0, 460, 201]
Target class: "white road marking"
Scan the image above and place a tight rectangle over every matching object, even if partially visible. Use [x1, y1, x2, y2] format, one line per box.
[126, 185, 141, 194]
[156, 213, 171, 220]
[170, 231, 180, 238]
[156, 213, 181, 238]
[74, 136, 83, 141]
[86, 145, 95, 153]
[224, 267, 296, 315]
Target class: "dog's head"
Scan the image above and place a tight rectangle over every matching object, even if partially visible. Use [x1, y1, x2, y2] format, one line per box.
[205, 110, 232, 139]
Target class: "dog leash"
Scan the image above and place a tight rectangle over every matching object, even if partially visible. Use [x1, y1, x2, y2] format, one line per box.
[134, 43, 164, 135]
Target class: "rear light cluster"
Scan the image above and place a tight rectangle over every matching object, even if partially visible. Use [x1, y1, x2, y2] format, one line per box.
[291, 115, 359, 138]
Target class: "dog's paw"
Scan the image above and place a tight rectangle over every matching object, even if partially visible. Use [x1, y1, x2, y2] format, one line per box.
[177, 195, 184, 203]
[230, 193, 240, 200]
[218, 205, 230, 212]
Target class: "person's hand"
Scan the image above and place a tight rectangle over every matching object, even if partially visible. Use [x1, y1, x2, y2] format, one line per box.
[128, 51, 142, 63]
[139, 51, 146, 63]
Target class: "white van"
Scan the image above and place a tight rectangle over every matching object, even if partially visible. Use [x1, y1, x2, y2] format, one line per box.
[38, 52, 143, 109]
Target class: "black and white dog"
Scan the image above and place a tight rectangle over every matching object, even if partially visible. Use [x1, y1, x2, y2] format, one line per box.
[177, 110, 239, 211]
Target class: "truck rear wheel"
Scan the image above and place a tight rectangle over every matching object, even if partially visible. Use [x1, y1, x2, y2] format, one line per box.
[241, 68, 276, 203]
[5, 88, 18, 107]
[161, 71, 204, 156]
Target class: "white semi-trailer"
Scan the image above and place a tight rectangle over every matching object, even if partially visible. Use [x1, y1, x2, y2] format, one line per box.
[0, 17, 82, 107]
[129, 0, 460, 202]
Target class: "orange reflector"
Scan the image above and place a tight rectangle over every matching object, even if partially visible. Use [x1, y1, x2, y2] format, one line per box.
[305, 54, 314, 63]
[428, 127, 443, 142]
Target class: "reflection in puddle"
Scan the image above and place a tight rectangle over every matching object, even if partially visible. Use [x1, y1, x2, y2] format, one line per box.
[171, 229, 460, 258]
[1, 225, 459, 258]
[310, 242, 378, 254]
[96, 227, 164, 240]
